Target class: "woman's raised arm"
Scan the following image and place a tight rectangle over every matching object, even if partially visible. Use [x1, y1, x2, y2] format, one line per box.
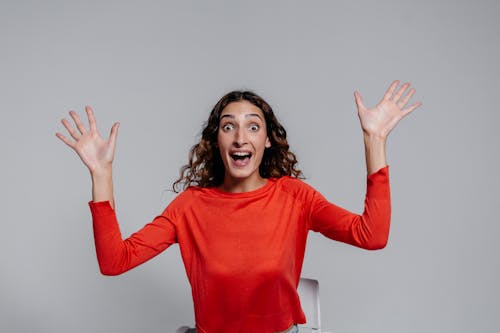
[309, 81, 421, 249]
[56, 106, 119, 209]
[56, 106, 177, 275]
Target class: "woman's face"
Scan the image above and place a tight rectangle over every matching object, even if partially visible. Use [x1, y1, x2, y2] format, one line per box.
[217, 101, 271, 191]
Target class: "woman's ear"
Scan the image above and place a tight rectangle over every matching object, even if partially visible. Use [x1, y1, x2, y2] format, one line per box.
[265, 137, 271, 148]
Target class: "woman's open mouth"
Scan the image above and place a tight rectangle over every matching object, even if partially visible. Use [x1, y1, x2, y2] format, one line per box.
[230, 151, 252, 167]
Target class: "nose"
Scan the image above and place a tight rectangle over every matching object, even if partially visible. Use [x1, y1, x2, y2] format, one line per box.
[233, 128, 247, 147]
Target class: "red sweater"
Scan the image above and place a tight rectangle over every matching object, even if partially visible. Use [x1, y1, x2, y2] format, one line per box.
[88, 166, 391, 333]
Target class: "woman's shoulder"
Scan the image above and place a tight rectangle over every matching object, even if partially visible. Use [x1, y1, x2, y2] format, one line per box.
[171, 186, 206, 203]
[160, 186, 203, 215]
[276, 175, 313, 188]
[275, 176, 319, 200]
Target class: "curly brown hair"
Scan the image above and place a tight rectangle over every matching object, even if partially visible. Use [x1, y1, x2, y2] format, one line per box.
[172, 90, 302, 192]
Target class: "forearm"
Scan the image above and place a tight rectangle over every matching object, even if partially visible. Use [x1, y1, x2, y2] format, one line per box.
[310, 166, 391, 250]
[89, 201, 177, 276]
[91, 166, 115, 209]
[363, 133, 387, 175]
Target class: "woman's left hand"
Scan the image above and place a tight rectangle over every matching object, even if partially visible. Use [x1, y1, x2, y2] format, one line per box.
[354, 80, 422, 139]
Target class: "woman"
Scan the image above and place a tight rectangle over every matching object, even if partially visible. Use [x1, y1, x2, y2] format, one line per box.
[56, 81, 421, 333]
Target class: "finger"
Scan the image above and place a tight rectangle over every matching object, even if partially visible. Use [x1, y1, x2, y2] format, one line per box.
[61, 118, 81, 140]
[86, 105, 99, 133]
[55, 132, 75, 148]
[402, 101, 422, 118]
[108, 122, 120, 149]
[354, 91, 366, 111]
[392, 82, 410, 103]
[69, 110, 88, 135]
[397, 88, 415, 109]
[383, 80, 400, 101]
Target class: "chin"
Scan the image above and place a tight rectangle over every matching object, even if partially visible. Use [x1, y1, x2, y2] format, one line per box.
[226, 168, 259, 181]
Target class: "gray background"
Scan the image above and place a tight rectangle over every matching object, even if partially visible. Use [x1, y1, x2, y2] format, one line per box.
[1, 0, 499, 332]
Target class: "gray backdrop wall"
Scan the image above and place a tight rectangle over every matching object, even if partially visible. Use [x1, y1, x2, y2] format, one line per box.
[1, 0, 499, 332]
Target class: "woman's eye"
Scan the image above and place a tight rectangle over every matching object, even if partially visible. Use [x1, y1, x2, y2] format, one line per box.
[249, 124, 259, 132]
[222, 123, 233, 131]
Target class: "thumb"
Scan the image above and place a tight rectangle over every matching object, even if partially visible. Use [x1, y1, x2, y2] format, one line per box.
[354, 91, 366, 111]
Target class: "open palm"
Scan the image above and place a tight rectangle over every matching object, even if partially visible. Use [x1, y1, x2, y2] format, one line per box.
[354, 80, 421, 138]
[56, 106, 119, 173]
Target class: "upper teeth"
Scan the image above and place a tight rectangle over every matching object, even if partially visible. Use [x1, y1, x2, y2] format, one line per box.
[233, 152, 250, 156]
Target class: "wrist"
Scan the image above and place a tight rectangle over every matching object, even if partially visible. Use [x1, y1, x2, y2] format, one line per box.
[90, 165, 113, 179]
[363, 133, 387, 175]
[363, 131, 387, 143]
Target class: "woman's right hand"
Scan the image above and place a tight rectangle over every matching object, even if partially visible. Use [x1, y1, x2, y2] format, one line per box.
[56, 106, 119, 175]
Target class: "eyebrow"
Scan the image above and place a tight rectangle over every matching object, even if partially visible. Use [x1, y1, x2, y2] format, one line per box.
[220, 113, 263, 121]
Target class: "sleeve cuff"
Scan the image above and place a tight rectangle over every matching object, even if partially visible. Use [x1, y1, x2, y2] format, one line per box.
[368, 165, 389, 180]
[367, 165, 390, 199]
[88, 200, 115, 217]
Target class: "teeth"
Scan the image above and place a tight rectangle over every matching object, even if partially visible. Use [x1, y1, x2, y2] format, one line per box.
[233, 152, 250, 156]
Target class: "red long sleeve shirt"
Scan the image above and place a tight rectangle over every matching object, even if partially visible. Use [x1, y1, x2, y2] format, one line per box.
[88, 166, 391, 333]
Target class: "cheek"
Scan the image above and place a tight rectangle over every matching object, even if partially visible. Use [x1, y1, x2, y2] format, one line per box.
[217, 132, 228, 150]
[254, 139, 269, 157]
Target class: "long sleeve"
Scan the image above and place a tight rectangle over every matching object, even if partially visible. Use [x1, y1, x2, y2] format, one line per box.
[88, 201, 177, 275]
[308, 165, 391, 250]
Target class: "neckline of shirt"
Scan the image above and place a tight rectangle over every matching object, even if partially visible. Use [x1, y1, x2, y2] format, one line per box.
[203, 177, 279, 198]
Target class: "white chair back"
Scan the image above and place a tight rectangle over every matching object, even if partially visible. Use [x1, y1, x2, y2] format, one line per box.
[297, 277, 331, 333]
